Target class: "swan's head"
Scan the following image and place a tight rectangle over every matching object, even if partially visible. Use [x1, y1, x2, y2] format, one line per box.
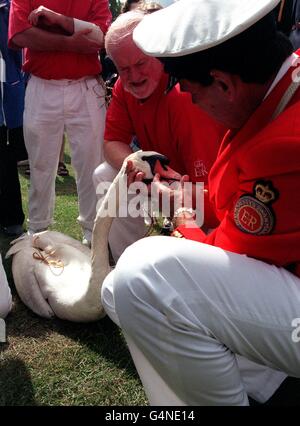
[124, 150, 182, 183]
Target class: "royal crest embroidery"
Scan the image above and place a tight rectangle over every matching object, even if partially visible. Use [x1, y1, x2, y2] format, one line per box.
[194, 160, 208, 178]
[234, 180, 279, 235]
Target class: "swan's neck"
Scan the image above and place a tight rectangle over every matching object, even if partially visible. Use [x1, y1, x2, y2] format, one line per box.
[87, 170, 126, 303]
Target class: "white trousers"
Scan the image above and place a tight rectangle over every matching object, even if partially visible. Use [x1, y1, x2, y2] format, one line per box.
[101, 236, 300, 405]
[0, 254, 12, 318]
[93, 161, 147, 261]
[24, 75, 106, 232]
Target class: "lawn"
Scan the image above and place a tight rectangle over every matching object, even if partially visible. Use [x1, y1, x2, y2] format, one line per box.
[0, 149, 147, 406]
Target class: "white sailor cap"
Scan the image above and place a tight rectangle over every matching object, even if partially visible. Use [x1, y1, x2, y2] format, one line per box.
[133, 0, 281, 57]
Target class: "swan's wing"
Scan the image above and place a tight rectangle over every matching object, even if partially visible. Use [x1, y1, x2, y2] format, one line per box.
[34, 231, 91, 256]
[11, 255, 55, 319]
[50, 232, 91, 255]
[7, 234, 55, 318]
[7, 231, 90, 258]
[6, 235, 33, 258]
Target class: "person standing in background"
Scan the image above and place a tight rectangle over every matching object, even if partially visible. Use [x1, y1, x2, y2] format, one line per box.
[277, 0, 300, 48]
[8, 1, 111, 246]
[121, 0, 141, 13]
[0, 0, 25, 237]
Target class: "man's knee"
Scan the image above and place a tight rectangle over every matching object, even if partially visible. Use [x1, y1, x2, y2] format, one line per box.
[0, 283, 12, 319]
[0, 298, 12, 319]
[111, 236, 236, 328]
[101, 270, 121, 326]
[112, 237, 179, 320]
[93, 161, 118, 190]
[0, 258, 12, 319]
[101, 239, 161, 326]
[112, 238, 156, 299]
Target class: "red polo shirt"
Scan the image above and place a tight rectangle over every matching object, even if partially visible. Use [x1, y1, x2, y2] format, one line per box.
[177, 52, 300, 278]
[105, 74, 226, 227]
[8, 0, 111, 79]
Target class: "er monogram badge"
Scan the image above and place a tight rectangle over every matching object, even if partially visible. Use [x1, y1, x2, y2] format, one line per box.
[234, 180, 279, 235]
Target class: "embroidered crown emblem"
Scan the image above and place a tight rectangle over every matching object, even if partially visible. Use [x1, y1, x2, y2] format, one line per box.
[254, 181, 278, 204]
[233, 180, 279, 236]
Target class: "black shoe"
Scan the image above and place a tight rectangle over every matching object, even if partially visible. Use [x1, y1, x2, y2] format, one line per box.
[249, 376, 300, 406]
[1, 224, 25, 237]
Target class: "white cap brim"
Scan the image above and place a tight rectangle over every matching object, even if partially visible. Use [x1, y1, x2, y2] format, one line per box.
[133, 0, 281, 57]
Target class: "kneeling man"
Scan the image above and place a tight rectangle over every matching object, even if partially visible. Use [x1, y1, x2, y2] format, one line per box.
[93, 10, 225, 261]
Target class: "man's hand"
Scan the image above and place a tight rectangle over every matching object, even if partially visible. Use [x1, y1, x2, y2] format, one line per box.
[125, 160, 145, 187]
[151, 173, 190, 217]
[28, 6, 74, 35]
[173, 208, 197, 228]
[125, 161, 192, 217]
[28, 6, 61, 28]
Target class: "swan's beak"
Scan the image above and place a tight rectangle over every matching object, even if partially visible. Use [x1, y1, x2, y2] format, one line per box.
[153, 159, 182, 182]
[142, 153, 182, 183]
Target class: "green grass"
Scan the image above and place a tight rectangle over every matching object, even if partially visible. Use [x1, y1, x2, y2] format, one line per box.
[0, 149, 147, 406]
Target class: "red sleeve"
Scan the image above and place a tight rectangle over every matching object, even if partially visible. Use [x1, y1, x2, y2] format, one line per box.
[204, 136, 300, 267]
[178, 134, 300, 270]
[104, 79, 135, 145]
[204, 188, 219, 229]
[8, 0, 32, 48]
[174, 225, 206, 242]
[89, 0, 112, 34]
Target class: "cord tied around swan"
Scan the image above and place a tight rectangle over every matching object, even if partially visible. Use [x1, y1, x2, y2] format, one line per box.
[32, 249, 65, 276]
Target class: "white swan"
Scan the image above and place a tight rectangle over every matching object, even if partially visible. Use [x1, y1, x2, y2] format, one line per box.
[6, 151, 180, 322]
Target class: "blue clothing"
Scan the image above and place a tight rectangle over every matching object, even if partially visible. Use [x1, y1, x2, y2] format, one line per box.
[290, 0, 300, 49]
[0, 0, 25, 129]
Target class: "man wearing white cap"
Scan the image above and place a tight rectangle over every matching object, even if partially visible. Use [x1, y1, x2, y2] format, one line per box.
[101, 0, 300, 405]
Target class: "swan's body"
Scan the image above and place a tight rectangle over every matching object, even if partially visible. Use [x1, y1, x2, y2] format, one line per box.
[7, 232, 94, 321]
[6, 151, 181, 322]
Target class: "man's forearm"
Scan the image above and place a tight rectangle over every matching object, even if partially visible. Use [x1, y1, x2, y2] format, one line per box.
[53, 14, 74, 34]
[29, 6, 103, 44]
[12, 26, 101, 53]
[12, 27, 72, 51]
[103, 141, 133, 170]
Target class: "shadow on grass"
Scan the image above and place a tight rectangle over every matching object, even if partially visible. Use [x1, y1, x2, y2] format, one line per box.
[5, 297, 137, 378]
[5, 302, 53, 340]
[0, 358, 36, 406]
[55, 175, 77, 196]
[53, 315, 134, 367]
[3, 297, 139, 388]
